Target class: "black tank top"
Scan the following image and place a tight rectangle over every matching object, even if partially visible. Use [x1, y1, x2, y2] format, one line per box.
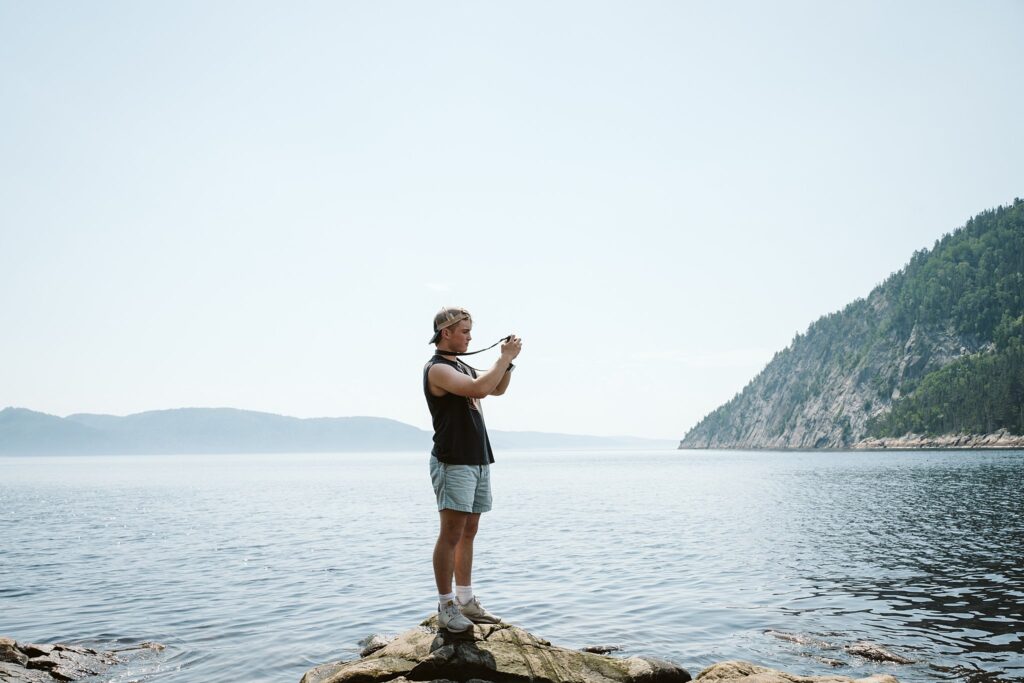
[423, 355, 495, 465]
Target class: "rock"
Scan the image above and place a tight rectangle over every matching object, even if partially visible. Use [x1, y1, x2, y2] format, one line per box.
[696, 660, 898, 683]
[301, 616, 692, 683]
[0, 661, 54, 683]
[763, 631, 822, 647]
[0, 637, 29, 667]
[812, 658, 846, 668]
[844, 643, 914, 665]
[0, 636, 160, 682]
[19, 645, 53, 659]
[360, 634, 397, 658]
[300, 661, 351, 683]
[851, 430, 1024, 450]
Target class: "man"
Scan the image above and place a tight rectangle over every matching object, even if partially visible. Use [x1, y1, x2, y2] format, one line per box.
[423, 306, 522, 632]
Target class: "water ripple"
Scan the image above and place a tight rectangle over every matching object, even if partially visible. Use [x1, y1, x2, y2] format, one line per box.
[1, 450, 1022, 683]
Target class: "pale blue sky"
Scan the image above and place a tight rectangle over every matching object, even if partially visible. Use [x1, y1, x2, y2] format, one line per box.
[1, 1, 1022, 439]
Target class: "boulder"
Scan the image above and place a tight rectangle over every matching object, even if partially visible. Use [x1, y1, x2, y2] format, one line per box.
[301, 616, 692, 683]
[695, 661, 898, 683]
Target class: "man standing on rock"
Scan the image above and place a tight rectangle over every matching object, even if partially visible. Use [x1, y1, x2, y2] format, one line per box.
[424, 306, 522, 632]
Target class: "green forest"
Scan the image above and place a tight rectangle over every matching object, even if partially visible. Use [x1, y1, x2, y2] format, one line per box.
[867, 199, 1024, 437]
[868, 331, 1024, 436]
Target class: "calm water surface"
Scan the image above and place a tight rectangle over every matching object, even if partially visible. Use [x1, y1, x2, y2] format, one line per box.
[1, 450, 1021, 683]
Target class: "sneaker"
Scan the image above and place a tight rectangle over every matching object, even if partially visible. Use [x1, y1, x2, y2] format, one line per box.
[458, 596, 501, 624]
[438, 599, 474, 632]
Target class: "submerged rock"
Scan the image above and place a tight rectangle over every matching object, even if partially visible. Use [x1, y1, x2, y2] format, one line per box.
[843, 643, 914, 665]
[763, 631, 831, 648]
[301, 616, 692, 683]
[811, 658, 847, 669]
[761, 630, 916, 670]
[0, 636, 121, 682]
[696, 661, 898, 683]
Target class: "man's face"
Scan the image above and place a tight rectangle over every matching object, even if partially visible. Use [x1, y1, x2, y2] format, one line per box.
[444, 321, 472, 352]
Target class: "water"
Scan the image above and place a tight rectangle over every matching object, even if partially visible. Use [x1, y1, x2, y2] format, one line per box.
[1, 450, 1021, 683]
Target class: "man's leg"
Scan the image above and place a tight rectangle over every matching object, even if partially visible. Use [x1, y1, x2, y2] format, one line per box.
[433, 509, 476, 632]
[453, 512, 480, 588]
[433, 509, 469, 595]
[451, 511, 500, 624]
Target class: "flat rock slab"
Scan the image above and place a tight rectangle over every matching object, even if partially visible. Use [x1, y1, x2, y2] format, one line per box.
[696, 661, 899, 683]
[0, 637, 120, 682]
[301, 616, 692, 683]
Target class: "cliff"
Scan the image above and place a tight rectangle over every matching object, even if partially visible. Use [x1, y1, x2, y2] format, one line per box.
[680, 199, 1024, 449]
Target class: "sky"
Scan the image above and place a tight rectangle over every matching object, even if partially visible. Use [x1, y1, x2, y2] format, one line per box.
[1, 1, 1022, 440]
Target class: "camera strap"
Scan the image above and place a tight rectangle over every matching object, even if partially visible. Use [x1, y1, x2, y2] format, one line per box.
[439, 335, 512, 357]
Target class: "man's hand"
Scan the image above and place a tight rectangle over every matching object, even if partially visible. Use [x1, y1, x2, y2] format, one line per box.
[430, 335, 522, 399]
[501, 335, 522, 360]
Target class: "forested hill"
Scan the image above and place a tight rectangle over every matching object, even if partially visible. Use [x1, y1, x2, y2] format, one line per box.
[680, 198, 1024, 449]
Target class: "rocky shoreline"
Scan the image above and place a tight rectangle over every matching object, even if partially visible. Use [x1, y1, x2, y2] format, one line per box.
[678, 429, 1024, 451]
[852, 428, 1024, 450]
[0, 622, 913, 683]
[301, 616, 902, 683]
[0, 637, 164, 682]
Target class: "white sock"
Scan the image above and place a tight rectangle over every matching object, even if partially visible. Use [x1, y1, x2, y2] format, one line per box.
[455, 585, 474, 605]
[438, 591, 456, 606]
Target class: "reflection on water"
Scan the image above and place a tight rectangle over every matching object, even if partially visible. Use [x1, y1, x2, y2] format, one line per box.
[0, 450, 1021, 683]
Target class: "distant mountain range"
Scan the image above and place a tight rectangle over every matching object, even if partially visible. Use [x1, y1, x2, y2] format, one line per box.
[0, 407, 674, 455]
[681, 198, 1024, 449]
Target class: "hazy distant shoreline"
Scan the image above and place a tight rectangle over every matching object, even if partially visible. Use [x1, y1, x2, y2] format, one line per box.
[0, 406, 676, 455]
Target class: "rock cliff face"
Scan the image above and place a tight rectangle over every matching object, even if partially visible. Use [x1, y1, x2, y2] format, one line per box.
[680, 288, 988, 449]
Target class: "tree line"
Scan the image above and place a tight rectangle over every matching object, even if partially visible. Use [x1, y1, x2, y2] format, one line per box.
[868, 199, 1024, 437]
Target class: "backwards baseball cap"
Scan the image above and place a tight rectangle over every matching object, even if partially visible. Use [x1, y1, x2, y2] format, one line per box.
[429, 306, 472, 344]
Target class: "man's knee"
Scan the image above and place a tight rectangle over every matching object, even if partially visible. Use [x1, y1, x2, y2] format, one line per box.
[438, 509, 469, 545]
[461, 513, 481, 540]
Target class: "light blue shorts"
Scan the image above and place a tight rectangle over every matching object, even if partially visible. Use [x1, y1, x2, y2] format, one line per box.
[429, 456, 493, 514]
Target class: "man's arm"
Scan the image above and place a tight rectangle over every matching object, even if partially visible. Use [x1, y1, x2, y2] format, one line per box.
[491, 366, 513, 396]
[428, 336, 521, 399]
